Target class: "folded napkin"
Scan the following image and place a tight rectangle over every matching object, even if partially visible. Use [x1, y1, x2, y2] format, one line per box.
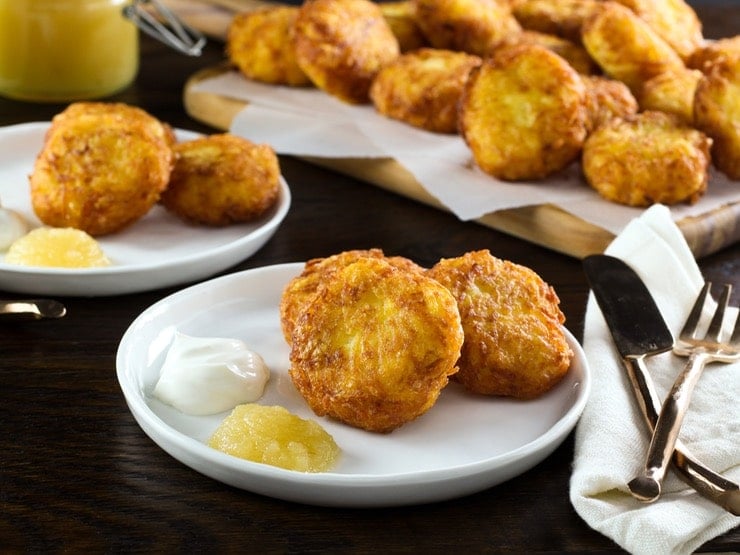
[570, 204, 740, 554]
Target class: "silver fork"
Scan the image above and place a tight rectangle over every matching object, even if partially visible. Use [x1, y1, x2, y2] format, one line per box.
[629, 282, 740, 502]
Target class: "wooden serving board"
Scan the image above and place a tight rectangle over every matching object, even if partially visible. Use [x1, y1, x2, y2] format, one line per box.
[172, 0, 740, 258]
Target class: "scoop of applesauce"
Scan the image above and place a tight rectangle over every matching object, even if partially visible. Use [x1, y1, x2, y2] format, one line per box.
[4, 227, 110, 268]
[208, 404, 341, 473]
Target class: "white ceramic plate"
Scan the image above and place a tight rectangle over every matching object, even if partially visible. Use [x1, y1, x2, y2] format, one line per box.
[117, 262, 592, 507]
[0, 122, 291, 296]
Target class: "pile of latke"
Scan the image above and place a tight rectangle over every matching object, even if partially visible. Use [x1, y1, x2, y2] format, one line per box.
[280, 248, 573, 433]
[226, 0, 739, 207]
[30, 102, 281, 237]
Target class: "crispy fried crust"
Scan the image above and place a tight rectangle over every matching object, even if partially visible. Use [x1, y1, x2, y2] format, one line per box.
[581, 2, 684, 92]
[30, 102, 174, 236]
[49, 101, 177, 148]
[694, 55, 740, 179]
[413, 0, 521, 56]
[160, 134, 280, 226]
[288, 256, 463, 433]
[280, 249, 423, 344]
[582, 111, 712, 206]
[637, 67, 703, 124]
[609, 0, 703, 61]
[459, 43, 588, 180]
[582, 75, 638, 132]
[369, 48, 482, 133]
[500, 30, 599, 75]
[687, 36, 740, 74]
[426, 250, 572, 399]
[379, 1, 428, 52]
[227, 6, 311, 86]
[512, 0, 602, 43]
[292, 0, 400, 104]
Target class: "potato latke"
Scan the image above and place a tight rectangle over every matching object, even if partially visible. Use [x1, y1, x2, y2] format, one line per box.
[582, 75, 638, 132]
[227, 6, 311, 87]
[292, 0, 400, 104]
[694, 54, 740, 180]
[413, 0, 521, 56]
[160, 134, 280, 226]
[581, 2, 684, 93]
[280, 249, 423, 345]
[426, 250, 572, 399]
[459, 43, 588, 180]
[582, 111, 712, 206]
[369, 48, 482, 133]
[30, 102, 174, 236]
[288, 256, 462, 433]
[512, 0, 602, 43]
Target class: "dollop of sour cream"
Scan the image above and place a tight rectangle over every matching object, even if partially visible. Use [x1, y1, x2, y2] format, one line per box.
[0, 206, 29, 251]
[153, 332, 270, 416]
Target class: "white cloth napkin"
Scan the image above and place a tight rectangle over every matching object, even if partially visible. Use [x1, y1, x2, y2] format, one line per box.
[570, 204, 740, 554]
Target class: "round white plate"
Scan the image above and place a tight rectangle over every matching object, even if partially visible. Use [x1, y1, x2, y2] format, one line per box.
[117, 262, 591, 507]
[0, 122, 291, 296]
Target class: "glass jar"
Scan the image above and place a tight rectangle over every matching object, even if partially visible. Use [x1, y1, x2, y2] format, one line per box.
[0, 0, 139, 102]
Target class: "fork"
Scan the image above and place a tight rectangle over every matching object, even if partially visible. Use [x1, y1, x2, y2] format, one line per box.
[628, 282, 740, 502]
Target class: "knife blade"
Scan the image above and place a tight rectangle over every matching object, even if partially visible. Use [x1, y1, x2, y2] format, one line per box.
[583, 254, 740, 515]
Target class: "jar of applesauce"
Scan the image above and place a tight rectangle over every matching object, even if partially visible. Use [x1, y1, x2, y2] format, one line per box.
[0, 0, 139, 102]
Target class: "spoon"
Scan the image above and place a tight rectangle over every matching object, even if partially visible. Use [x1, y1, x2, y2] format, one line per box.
[0, 299, 66, 320]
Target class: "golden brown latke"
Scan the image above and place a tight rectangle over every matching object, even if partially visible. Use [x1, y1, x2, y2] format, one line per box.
[426, 250, 572, 399]
[49, 101, 177, 148]
[500, 30, 599, 75]
[160, 133, 280, 226]
[292, 0, 400, 104]
[694, 54, 740, 179]
[582, 75, 638, 132]
[687, 35, 740, 74]
[582, 111, 712, 206]
[609, 0, 703, 61]
[279, 249, 423, 344]
[227, 6, 311, 86]
[369, 48, 482, 133]
[413, 0, 522, 56]
[379, 1, 428, 53]
[459, 43, 588, 181]
[512, 0, 602, 43]
[581, 2, 684, 93]
[637, 67, 703, 124]
[30, 102, 174, 236]
[288, 256, 463, 433]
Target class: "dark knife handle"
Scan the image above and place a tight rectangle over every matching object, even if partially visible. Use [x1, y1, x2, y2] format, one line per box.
[623, 354, 740, 515]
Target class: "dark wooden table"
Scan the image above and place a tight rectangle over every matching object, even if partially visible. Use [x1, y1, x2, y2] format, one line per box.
[1, 6, 738, 552]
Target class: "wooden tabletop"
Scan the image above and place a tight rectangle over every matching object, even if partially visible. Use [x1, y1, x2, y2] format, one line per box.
[1, 4, 738, 552]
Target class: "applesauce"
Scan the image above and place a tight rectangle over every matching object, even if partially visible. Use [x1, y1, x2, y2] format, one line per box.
[0, 0, 138, 102]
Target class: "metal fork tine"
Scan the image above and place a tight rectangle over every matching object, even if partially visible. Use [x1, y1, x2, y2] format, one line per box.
[730, 300, 740, 346]
[706, 284, 731, 342]
[680, 282, 711, 340]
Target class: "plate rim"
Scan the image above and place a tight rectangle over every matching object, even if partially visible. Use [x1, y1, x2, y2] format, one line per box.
[117, 262, 592, 506]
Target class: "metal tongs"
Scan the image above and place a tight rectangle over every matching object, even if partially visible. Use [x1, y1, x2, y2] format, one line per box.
[123, 0, 207, 57]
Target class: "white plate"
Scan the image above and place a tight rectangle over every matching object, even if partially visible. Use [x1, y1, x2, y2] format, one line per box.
[0, 122, 291, 296]
[117, 262, 592, 507]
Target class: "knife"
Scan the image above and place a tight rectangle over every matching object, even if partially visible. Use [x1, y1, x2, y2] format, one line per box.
[583, 254, 740, 515]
